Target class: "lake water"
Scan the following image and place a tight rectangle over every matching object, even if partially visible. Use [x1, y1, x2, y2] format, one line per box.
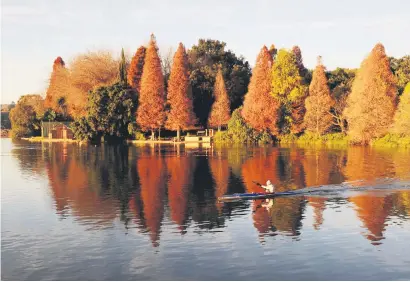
[1, 139, 410, 280]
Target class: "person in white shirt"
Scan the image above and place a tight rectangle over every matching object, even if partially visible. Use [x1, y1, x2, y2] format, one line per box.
[261, 180, 275, 193]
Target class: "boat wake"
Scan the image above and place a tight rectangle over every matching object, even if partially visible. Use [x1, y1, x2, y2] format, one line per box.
[292, 177, 410, 198]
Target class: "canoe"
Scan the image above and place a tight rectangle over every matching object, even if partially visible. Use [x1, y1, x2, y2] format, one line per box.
[218, 191, 305, 201]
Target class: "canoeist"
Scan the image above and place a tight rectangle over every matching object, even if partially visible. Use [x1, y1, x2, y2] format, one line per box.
[261, 180, 275, 193]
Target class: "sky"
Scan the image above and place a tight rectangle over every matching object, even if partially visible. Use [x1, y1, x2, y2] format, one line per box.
[1, 0, 410, 104]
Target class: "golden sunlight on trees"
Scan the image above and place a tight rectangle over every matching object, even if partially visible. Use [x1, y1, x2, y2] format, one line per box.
[304, 57, 335, 135]
[45, 57, 70, 117]
[271, 49, 308, 135]
[343, 43, 397, 144]
[392, 82, 410, 135]
[208, 68, 231, 131]
[242, 46, 280, 135]
[137, 35, 166, 140]
[165, 43, 197, 140]
[69, 51, 119, 118]
[127, 46, 146, 93]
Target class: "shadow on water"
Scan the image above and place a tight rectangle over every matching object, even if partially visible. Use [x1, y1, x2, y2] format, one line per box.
[9, 141, 410, 247]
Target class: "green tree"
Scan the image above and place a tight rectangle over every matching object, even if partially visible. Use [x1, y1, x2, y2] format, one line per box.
[326, 68, 356, 133]
[72, 82, 137, 143]
[188, 39, 251, 126]
[389, 56, 410, 96]
[10, 95, 44, 138]
[271, 49, 308, 135]
[119, 48, 128, 85]
[393, 82, 410, 135]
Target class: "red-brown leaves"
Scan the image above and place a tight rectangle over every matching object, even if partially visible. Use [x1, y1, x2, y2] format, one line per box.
[127, 46, 146, 93]
[165, 43, 196, 132]
[304, 59, 334, 135]
[136, 35, 166, 133]
[208, 68, 230, 130]
[242, 46, 280, 135]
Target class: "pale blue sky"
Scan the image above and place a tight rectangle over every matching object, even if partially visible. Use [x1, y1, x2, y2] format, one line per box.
[2, 0, 409, 103]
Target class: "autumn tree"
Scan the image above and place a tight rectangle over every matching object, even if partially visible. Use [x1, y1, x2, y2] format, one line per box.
[242, 46, 280, 135]
[136, 34, 166, 140]
[392, 82, 410, 135]
[271, 49, 308, 135]
[343, 43, 397, 143]
[208, 67, 231, 131]
[165, 43, 196, 140]
[127, 46, 146, 93]
[304, 57, 334, 135]
[44, 57, 70, 118]
[69, 51, 120, 118]
[188, 39, 251, 125]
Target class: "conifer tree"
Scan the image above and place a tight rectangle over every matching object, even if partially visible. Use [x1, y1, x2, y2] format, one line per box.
[208, 67, 231, 131]
[127, 46, 146, 93]
[45, 57, 68, 111]
[136, 34, 166, 140]
[343, 43, 397, 143]
[119, 48, 127, 85]
[242, 46, 280, 134]
[304, 57, 335, 135]
[271, 49, 307, 135]
[165, 43, 196, 140]
[393, 82, 410, 135]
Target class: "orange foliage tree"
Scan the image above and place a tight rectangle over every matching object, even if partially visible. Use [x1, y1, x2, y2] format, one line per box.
[136, 35, 166, 140]
[392, 82, 410, 135]
[165, 43, 196, 140]
[343, 43, 397, 143]
[69, 51, 120, 118]
[208, 67, 231, 131]
[304, 57, 335, 135]
[44, 57, 70, 117]
[127, 46, 146, 93]
[242, 46, 280, 135]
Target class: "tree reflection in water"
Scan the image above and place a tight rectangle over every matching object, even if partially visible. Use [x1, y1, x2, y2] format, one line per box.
[12, 140, 410, 247]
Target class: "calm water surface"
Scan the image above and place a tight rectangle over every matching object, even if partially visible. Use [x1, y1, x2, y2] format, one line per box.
[1, 139, 410, 280]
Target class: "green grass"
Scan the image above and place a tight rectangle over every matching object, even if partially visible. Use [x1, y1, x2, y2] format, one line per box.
[370, 134, 410, 148]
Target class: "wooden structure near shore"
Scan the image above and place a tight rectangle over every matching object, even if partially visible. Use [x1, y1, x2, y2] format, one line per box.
[41, 121, 74, 140]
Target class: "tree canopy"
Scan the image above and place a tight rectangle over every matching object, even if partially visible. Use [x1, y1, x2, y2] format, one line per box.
[188, 39, 251, 126]
[208, 68, 231, 131]
[344, 43, 397, 143]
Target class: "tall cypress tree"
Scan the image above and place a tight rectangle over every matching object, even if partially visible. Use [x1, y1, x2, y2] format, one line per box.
[242, 46, 280, 135]
[304, 57, 334, 135]
[343, 43, 397, 143]
[165, 43, 196, 140]
[208, 67, 231, 131]
[136, 34, 166, 140]
[119, 48, 127, 85]
[127, 46, 146, 93]
[271, 49, 307, 135]
[392, 82, 410, 135]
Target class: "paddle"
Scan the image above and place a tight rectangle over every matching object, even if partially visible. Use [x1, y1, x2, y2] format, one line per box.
[252, 180, 263, 187]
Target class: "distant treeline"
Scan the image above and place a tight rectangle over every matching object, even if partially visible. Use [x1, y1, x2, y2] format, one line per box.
[9, 34, 410, 144]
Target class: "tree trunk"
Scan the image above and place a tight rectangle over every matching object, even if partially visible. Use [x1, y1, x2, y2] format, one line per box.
[151, 131, 155, 140]
[218, 125, 221, 132]
[177, 128, 180, 141]
[158, 129, 161, 140]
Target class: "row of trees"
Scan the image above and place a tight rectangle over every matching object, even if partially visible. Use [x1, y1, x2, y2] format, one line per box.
[9, 35, 410, 143]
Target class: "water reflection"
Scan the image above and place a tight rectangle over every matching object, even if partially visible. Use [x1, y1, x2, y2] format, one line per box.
[10, 141, 410, 247]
